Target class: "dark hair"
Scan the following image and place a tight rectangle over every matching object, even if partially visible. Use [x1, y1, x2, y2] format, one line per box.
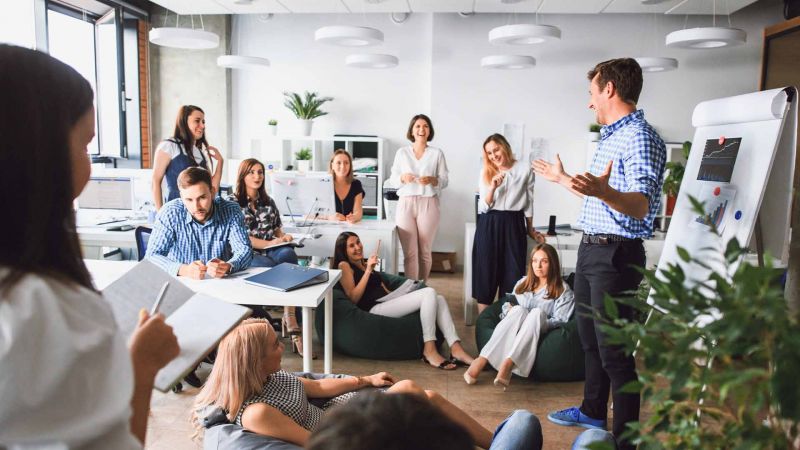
[331, 231, 359, 269]
[170, 105, 209, 169]
[307, 392, 474, 450]
[329, 149, 354, 183]
[234, 158, 268, 207]
[177, 167, 213, 190]
[405, 114, 435, 143]
[587, 58, 643, 106]
[0, 44, 94, 292]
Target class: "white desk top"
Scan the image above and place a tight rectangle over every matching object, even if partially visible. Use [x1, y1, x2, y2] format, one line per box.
[85, 260, 342, 308]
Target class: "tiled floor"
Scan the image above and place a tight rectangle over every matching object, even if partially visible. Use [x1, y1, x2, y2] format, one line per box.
[145, 272, 593, 450]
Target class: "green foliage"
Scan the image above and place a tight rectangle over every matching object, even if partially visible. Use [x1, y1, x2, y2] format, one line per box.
[662, 141, 692, 197]
[283, 91, 333, 120]
[268, 119, 278, 126]
[590, 123, 602, 133]
[295, 147, 312, 161]
[598, 197, 800, 449]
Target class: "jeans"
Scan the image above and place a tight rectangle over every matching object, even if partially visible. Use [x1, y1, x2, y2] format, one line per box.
[572, 429, 617, 450]
[250, 247, 298, 268]
[489, 410, 543, 450]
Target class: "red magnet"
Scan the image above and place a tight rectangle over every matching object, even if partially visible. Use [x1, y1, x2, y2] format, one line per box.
[713, 187, 721, 196]
[718, 136, 726, 145]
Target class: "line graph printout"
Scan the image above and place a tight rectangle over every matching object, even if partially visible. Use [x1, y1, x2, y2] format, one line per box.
[696, 138, 741, 182]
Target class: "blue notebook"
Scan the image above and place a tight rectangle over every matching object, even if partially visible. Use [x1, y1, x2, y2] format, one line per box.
[244, 263, 329, 292]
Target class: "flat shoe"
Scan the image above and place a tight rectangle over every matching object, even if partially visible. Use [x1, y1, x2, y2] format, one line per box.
[422, 356, 456, 371]
[493, 375, 510, 391]
[463, 371, 477, 385]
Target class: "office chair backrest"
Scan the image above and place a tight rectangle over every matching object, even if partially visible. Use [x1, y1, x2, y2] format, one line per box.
[135, 226, 152, 261]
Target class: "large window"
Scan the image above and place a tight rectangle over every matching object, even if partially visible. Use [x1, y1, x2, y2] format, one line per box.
[46, 1, 144, 166]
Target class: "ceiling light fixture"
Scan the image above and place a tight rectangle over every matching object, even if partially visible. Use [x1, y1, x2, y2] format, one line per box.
[481, 55, 536, 70]
[489, 24, 561, 45]
[635, 56, 678, 72]
[315, 26, 384, 47]
[345, 54, 398, 69]
[149, 12, 219, 50]
[665, 26, 746, 48]
[217, 55, 270, 69]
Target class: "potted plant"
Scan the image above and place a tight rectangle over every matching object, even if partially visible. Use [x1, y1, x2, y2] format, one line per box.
[283, 91, 333, 136]
[268, 119, 278, 136]
[599, 223, 800, 449]
[588, 123, 601, 141]
[662, 141, 691, 216]
[295, 147, 312, 172]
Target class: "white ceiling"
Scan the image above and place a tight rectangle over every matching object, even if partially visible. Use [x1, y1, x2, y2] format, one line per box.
[149, 0, 760, 16]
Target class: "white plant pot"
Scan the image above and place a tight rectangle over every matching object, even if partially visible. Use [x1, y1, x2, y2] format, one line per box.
[297, 160, 311, 172]
[588, 131, 601, 142]
[268, 125, 277, 136]
[299, 119, 313, 136]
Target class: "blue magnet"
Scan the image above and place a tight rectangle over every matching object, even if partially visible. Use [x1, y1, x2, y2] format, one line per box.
[268, 164, 274, 170]
[734, 210, 742, 220]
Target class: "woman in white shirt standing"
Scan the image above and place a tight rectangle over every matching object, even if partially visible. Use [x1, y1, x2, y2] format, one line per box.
[389, 114, 448, 281]
[464, 244, 574, 390]
[0, 45, 180, 449]
[473, 134, 544, 315]
[151, 105, 224, 209]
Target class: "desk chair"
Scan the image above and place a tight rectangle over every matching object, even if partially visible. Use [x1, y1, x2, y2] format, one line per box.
[135, 226, 152, 261]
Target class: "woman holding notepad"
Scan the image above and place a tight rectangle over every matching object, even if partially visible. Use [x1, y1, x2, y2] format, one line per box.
[230, 158, 307, 356]
[0, 45, 179, 448]
[332, 232, 474, 370]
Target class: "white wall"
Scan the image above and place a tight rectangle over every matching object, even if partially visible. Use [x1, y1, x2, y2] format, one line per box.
[230, 2, 783, 264]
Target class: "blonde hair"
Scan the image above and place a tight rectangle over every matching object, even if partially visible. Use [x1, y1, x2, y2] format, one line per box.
[514, 243, 564, 299]
[191, 318, 273, 441]
[329, 149, 354, 183]
[481, 134, 517, 186]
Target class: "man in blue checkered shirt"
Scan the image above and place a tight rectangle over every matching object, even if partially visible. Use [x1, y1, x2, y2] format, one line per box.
[146, 167, 252, 279]
[533, 58, 666, 450]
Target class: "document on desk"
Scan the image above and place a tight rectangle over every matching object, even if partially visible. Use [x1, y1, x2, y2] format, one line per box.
[102, 260, 251, 392]
[264, 235, 307, 250]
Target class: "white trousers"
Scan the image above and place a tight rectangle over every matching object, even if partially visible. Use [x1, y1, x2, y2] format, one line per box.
[369, 287, 460, 346]
[480, 306, 549, 377]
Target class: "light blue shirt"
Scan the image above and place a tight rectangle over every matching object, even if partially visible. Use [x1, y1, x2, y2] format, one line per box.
[577, 109, 666, 239]
[146, 197, 252, 275]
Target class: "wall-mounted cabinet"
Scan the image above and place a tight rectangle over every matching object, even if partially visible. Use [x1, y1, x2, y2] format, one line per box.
[253, 135, 386, 218]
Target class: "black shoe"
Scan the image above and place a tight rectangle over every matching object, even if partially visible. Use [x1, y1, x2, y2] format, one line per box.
[183, 370, 203, 388]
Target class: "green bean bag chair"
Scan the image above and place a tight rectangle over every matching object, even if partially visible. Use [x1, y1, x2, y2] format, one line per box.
[475, 294, 585, 382]
[315, 273, 439, 360]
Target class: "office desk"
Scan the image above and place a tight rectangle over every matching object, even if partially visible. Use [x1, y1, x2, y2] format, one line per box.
[463, 222, 665, 325]
[78, 225, 139, 259]
[85, 259, 342, 374]
[284, 219, 399, 274]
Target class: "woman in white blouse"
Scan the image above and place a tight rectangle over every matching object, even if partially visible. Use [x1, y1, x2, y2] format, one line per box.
[473, 134, 545, 314]
[464, 244, 574, 389]
[0, 45, 180, 449]
[389, 114, 448, 281]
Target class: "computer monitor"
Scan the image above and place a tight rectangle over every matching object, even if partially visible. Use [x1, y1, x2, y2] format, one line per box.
[269, 171, 335, 224]
[78, 177, 134, 210]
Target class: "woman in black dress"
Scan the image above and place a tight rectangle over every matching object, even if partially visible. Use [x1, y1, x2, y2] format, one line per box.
[328, 150, 365, 223]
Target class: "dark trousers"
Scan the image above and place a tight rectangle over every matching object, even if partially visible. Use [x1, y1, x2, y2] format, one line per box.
[575, 239, 644, 450]
[472, 210, 527, 305]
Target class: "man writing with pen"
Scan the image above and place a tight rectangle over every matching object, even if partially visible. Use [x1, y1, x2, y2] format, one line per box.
[146, 166, 252, 279]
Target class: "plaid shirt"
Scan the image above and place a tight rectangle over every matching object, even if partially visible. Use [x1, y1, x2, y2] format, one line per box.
[577, 109, 666, 239]
[146, 197, 252, 275]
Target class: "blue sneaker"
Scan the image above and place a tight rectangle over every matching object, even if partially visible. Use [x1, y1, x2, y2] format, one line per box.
[547, 406, 606, 430]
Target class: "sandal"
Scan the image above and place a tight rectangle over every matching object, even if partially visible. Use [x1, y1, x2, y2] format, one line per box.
[422, 356, 456, 370]
[449, 356, 472, 367]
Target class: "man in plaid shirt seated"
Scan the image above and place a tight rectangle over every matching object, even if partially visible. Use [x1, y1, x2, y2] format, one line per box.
[146, 166, 252, 279]
[533, 58, 666, 450]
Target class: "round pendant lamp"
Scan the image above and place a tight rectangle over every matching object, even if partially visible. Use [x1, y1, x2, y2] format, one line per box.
[315, 26, 384, 47]
[481, 55, 536, 70]
[217, 55, 271, 69]
[345, 54, 398, 69]
[488, 24, 561, 45]
[665, 27, 746, 49]
[635, 57, 678, 72]
[149, 27, 219, 49]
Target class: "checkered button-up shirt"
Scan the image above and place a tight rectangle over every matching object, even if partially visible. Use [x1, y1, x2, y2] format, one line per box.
[577, 109, 666, 239]
[145, 196, 252, 275]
